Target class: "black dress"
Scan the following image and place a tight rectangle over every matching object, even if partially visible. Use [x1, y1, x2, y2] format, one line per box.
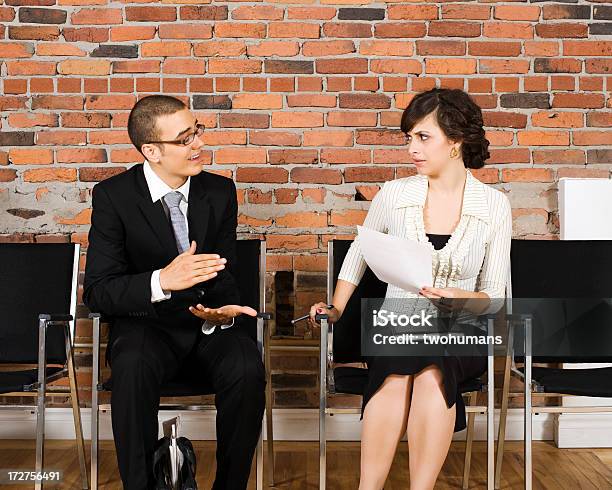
[361, 233, 487, 432]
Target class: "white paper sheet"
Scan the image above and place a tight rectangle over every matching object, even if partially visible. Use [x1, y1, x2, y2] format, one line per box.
[162, 417, 183, 489]
[357, 226, 433, 294]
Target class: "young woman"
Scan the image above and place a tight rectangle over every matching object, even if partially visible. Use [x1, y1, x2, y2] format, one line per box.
[310, 88, 512, 490]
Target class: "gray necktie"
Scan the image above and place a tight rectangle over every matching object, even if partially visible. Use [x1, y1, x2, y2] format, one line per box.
[163, 191, 189, 254]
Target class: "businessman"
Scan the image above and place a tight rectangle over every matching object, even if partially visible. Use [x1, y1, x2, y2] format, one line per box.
[84, 95, 265, 489]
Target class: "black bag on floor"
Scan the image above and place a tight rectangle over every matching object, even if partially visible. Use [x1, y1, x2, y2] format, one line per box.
[177, 437, 198, 490]
[152, 435, 198, 490]
[153, 436, 171, 490]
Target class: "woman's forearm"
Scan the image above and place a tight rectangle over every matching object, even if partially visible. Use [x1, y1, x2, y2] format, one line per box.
[465, 291, 490, 315]
[331, 279, 358, 317]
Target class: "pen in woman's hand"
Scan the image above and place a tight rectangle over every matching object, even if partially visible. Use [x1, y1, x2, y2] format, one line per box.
[291, 304, 334, 324]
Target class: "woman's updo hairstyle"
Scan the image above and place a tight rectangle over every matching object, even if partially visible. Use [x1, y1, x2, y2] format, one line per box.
[400, 88, 489, 169]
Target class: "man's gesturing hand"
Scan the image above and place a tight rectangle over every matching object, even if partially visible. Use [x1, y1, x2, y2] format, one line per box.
[188, 304, 257, 325]
[159, 241, 227, 292]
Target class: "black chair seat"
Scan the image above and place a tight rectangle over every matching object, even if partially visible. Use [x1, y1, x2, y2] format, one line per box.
[0, 367, 64, 394]
[333, 366, 368, 395]
[525, 366, 612, 398]
[459, 377, 485, 394]
[333, 366, 484, 396]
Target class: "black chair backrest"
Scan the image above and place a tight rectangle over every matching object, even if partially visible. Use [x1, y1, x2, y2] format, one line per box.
[511, 239, 612, 362]
[330, 240, 387, 364]
[0, 243, 78, 364]
[511, 239, 612, 298]
[236, 239, 263, 338]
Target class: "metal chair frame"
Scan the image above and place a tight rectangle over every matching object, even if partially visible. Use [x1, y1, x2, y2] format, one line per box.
[496, 314, 612, 490]
[0, 243, 88, 490]
[318, 241, 495, 489]
[496, 240, 612, 490]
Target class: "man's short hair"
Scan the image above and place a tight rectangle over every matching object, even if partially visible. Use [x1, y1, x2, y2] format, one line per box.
[127, 95, 187, 154]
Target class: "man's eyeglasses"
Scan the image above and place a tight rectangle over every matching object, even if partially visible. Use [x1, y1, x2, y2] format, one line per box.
[148, 124, 205, 147]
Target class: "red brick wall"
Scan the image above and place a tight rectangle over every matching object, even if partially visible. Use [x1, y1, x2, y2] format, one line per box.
[1, 2, 611, 407]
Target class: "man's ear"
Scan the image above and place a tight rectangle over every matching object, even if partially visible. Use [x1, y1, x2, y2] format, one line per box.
[141, 143, 161, 163]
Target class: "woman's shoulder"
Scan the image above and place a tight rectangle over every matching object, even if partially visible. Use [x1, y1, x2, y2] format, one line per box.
[477, 178, 511, 218]
[373, 175, 428, 210]
[380, 174, 427, 195]
[484, 183, 509, 204]
[464, 171, 511, 225]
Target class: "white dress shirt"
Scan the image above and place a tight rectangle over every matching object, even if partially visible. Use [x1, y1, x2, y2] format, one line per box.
[143, 161, 232, 334]
[143, 160, 190, 303]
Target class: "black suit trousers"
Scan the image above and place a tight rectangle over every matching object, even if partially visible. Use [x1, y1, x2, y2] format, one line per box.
[109, 323, 265, 490]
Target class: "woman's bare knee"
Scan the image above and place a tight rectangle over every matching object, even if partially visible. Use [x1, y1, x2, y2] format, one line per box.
[363, 375, 413, 435]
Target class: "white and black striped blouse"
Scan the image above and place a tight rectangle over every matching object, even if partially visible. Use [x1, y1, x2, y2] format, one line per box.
[338, 170, 512, 300]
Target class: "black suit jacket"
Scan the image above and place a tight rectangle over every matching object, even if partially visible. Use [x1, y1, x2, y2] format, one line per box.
[83, 164, 241, 359]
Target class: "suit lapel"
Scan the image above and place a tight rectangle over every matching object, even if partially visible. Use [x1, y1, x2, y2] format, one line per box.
[187, 176, 211, 254]
[134, 165, 179, 260]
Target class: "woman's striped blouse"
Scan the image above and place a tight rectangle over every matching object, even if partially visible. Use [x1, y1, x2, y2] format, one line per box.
[338, 170, 512, 300]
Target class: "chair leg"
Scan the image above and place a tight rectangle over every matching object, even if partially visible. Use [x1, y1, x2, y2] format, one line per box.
[66, 331, 89, 489]
[319, 318, 328, 490]
[256, 428, 263, 490]
[462, 391, 478, 490]
[264, 320, 275, 487]
[90, 315, 101, 490]
[525, 393, 533, 490]
[35, 384, 46, 490]
[487, 341, 495, 490]
[524, 318, 533, 490]
[265, 386, 274, 487]
[91, 401, 99, 490]
[35, 317, 48, 490]
[495, 353, 512, 489]
[266, 408, 275, 487]
[319, 407, 326, 490]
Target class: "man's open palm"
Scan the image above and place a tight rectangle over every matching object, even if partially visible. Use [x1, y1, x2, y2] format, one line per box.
[189, 304, 257, 325]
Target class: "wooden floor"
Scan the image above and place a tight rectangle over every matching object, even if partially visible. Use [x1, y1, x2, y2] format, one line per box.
[1, 440, 612, 489]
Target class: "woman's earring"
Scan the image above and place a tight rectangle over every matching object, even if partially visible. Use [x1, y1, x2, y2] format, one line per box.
[450, 147, 459, 159]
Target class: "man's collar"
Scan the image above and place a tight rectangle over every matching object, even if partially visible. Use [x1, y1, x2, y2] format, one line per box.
[143, 161, 190, 204]
[394, 170, 490, 223]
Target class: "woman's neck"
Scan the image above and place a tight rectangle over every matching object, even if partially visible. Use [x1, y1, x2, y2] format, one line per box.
[427, 164, 467, 195]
